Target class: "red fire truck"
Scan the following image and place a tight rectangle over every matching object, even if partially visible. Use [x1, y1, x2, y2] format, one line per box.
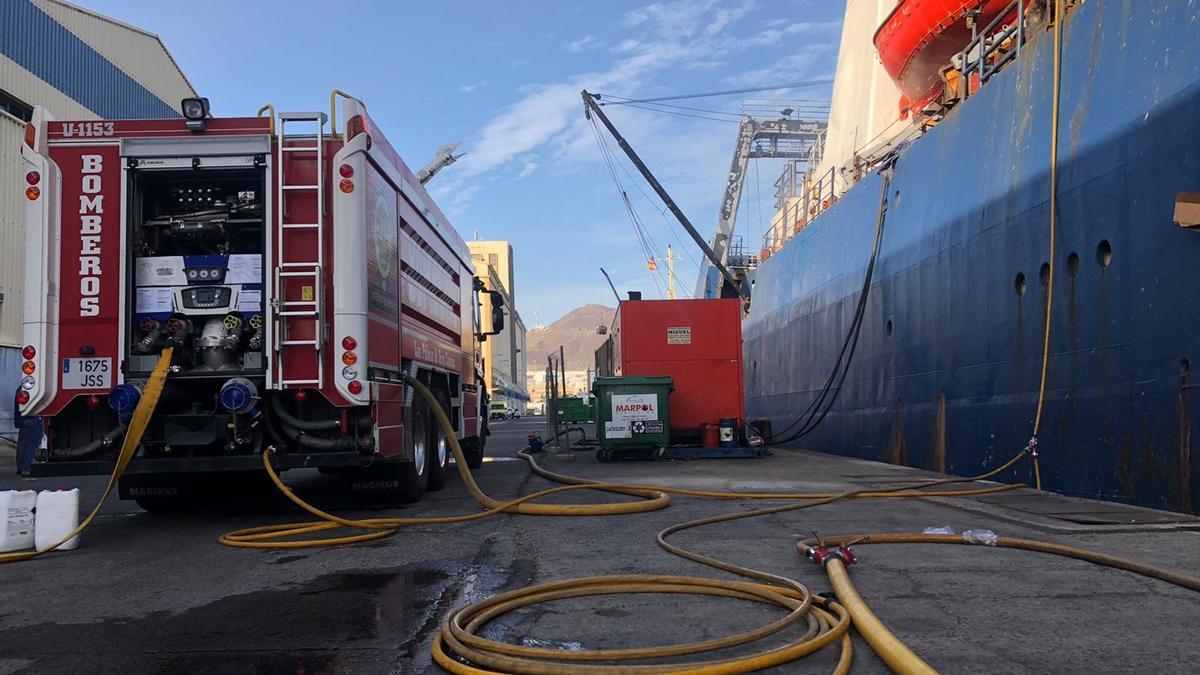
[17, 93, 502, 509]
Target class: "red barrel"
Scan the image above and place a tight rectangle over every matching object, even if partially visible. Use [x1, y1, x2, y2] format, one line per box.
[701, 423, 720, 449]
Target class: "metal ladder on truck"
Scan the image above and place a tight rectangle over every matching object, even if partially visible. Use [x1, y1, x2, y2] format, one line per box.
[273, 112, 328, 389]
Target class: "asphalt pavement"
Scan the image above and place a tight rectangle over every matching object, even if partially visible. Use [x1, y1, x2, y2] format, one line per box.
[1, 416, 1199, 673]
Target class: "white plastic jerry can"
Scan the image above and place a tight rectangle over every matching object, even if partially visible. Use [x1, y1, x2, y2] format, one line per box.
[34, 488, 81, 552]
[0, 490, 37, 552]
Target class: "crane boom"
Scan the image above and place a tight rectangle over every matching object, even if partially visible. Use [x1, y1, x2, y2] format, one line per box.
[581, 90, 749, 306]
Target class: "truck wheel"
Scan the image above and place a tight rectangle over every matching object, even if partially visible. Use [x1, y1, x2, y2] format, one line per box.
[395, 399, 430, 502]
[426, 391, 451, 491]
[461, 437, 484, 470]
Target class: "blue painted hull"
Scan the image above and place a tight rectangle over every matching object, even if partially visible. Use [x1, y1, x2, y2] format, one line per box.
[743, 0, 1200, 513]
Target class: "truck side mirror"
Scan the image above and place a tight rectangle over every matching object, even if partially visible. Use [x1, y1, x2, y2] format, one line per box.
[477, 288, 505, 341]
[488, 290, 505, 335]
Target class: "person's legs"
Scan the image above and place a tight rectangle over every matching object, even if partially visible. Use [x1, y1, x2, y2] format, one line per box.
[16, 419, 41, 476]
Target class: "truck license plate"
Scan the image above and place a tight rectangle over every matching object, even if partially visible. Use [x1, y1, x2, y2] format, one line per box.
[62, 358, 112, 390]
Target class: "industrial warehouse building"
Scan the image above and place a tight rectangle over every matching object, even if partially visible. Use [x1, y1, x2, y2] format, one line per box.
[1, 0, 195, 434]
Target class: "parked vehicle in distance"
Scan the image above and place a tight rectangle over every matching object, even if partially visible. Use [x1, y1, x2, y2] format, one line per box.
[489, 401, 519, 420]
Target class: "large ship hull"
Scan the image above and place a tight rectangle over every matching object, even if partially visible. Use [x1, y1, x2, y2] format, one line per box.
[744, 0, 1200, 513]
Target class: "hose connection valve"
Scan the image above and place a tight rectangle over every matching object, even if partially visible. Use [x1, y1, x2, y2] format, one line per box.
[1025, 435, 1039, 459]
[807, 545, 856, 566]
[527, 430, 544, 453]
[832, 546, 857, 566]
[806, 545, 831, 565]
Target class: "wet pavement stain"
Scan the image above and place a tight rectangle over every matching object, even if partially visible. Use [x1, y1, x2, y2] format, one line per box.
[0, 567, 452, 674]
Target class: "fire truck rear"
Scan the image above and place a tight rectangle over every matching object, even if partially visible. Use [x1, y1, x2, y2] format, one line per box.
[18, 93, 500, 510]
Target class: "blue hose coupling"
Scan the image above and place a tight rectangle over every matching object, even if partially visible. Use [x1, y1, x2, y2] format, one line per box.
[108, 382, 144, 416]
[219, 377, 259, 414]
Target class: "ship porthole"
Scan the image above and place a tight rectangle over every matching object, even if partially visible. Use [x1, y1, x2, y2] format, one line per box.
[1096, 240, 1112, 267]
[893, 190, 900, 206]
[886, 319, 894, 336]
[1039, 262, 1051, 287]
[1066, 252, 1080, 278]
[1014, 272, 1027, 296]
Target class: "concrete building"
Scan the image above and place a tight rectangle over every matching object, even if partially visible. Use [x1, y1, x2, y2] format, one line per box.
[1, 0, 196, 434]
[469, 241, 515, 307]
[468, 241, 529, 415]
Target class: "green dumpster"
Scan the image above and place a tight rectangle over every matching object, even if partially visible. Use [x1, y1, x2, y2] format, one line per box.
[558, 397, 595, 423]
[593, 376, 672, 459]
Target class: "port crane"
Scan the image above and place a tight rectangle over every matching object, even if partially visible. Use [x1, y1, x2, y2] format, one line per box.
[582, 90, 826, 305]
[581, 90, 751, 307]
[696, 111, 826, 299]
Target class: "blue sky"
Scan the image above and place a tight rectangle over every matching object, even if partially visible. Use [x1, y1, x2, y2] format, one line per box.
[85, 0, 845, 325]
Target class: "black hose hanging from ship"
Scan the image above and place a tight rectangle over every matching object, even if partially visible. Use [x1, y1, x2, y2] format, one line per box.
[767, 159, 896, 447]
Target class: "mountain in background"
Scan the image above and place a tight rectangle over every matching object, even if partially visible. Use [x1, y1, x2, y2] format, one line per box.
[526, 303, 615, 372]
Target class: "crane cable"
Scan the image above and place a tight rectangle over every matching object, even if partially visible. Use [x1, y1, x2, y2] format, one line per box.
[588, 116, 670, 295]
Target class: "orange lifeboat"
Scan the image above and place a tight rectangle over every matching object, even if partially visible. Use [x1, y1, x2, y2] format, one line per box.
[874, 0, 1020, 109]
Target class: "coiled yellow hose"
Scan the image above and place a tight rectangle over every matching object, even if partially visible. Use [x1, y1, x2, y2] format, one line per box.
[223, 374, 1099, 667]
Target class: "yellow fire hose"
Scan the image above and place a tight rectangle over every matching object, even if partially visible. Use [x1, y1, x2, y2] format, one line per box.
[0, 348, 174, 564]
[5, 357, 1199, 673]
[797, 532, 1200, 594]
[215, 376, 1200, 674]
[823, 557, 934, 675]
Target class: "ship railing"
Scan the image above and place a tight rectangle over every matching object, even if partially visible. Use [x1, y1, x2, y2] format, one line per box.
[805, 166, 837, 224]
[960, 0, 1026, 100]
[727, 235, 759, 271]
[761, 164, 839, 257]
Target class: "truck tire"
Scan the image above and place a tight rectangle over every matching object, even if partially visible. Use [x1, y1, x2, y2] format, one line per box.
[426, 391, 451, 491]
[394, 399, 430, 502]
[461, 437, 484, 470]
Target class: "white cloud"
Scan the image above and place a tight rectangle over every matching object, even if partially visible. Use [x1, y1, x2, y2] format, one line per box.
[449, 0, 839, 222]
[458, 80, 488, 93]
[428, 178, 482, 220]
[728, 47, 837, 87]
[566, 35, 598, 52]
[457, 2, 745, 181]
[744, 20, 840, 47]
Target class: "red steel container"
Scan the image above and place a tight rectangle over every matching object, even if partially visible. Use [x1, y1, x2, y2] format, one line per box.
[608, 298, 744, 436]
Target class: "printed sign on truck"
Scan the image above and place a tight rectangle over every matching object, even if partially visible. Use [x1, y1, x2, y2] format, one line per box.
[611, 393, 657, 422]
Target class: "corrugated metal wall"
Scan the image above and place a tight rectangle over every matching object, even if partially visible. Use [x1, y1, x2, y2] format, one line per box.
[0, 0, 193, 119]
[0, 53, 95, 120]
[1, 0, 196, 350]
[0, 113, 27, 350]
[0, 0, 198, 430]
[32, 0, 196, 110]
